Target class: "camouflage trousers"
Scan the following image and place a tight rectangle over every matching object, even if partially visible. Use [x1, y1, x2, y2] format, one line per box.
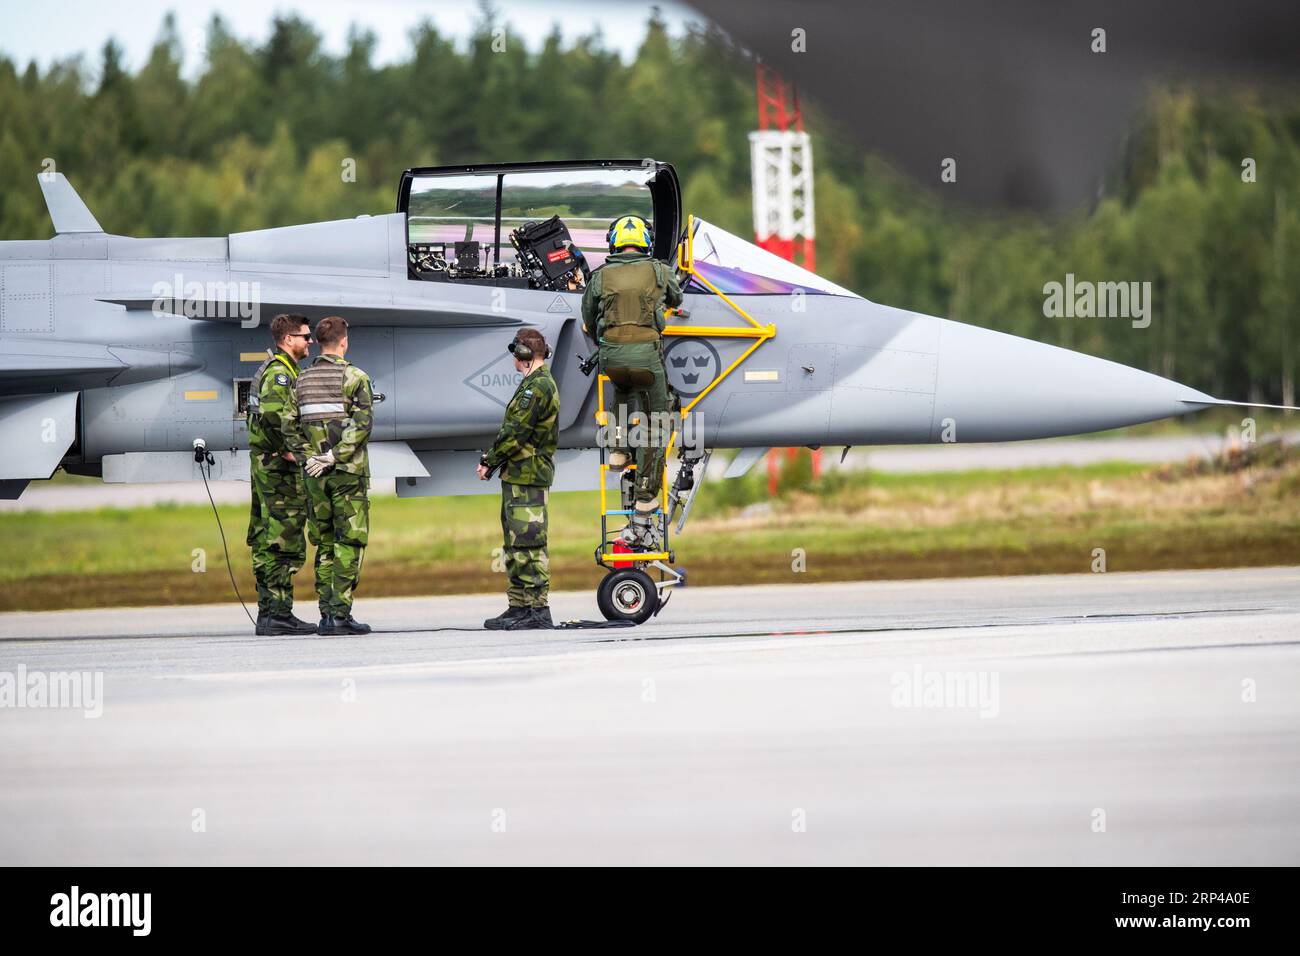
[305, 471, 370, 616]
[246, 460, 308, 615]
[600, 341, 671, 503]
[500, 481, 550, 608]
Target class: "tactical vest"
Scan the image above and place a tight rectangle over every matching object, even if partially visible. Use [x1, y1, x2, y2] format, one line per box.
[600, 259, 662, 343]
[296, 360, 349, 424]
[246, 350, 296, 418]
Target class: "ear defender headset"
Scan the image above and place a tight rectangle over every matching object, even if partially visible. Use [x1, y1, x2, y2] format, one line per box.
[606, 214, 655, 253]
[507, 332, 551, 362]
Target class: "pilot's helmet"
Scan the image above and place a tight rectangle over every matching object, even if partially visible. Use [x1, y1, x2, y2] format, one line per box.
[606, 215, 654, 253]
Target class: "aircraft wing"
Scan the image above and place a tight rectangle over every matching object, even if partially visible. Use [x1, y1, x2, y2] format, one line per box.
[0, 339, 198, 396]
[0, 345, 121, 389]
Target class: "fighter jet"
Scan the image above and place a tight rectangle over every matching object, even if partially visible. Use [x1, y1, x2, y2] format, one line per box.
[2, 152, 1289, 603]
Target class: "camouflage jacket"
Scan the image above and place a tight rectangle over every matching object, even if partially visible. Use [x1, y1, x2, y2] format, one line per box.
[581, 251, 683, 346]
[247, 347, 302, 471]
[485, 364, 560, 487]
[291, 354, 374, 477]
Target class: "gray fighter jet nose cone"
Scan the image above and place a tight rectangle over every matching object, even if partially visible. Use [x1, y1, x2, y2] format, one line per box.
[930, 319, 1215, 442]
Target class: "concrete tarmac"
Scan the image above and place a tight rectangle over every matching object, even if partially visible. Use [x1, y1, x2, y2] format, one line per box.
[1, 567, 1297, 865]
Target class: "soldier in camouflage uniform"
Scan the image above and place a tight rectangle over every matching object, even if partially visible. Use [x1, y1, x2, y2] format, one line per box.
[293, 315, 375, 636]
[478, 329, 560, 630]
[245, 313, 318, 636]
[581, 214, 683, 549]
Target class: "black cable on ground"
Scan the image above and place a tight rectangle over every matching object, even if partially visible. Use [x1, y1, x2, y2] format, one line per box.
[199, 454, 259, 629]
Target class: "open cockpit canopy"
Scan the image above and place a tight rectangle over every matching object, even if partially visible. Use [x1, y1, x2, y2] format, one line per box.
[397, 161, 858, 299]
[398, 159, 680, 289]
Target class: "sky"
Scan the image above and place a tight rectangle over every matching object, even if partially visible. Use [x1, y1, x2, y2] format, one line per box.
[0, 0, 697, 77]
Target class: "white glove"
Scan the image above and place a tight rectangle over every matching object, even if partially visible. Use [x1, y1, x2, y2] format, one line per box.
[304, 449, 336, 477]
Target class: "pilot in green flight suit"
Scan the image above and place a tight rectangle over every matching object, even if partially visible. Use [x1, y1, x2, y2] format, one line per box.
[245, 313, 319, 636]
[580, 214, 683, 549]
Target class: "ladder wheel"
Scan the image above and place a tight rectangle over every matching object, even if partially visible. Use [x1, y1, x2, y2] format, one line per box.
[597, 568, 660, 625]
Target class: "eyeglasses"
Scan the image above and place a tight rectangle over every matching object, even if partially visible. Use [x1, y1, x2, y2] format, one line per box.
[286, 333, 314, 342]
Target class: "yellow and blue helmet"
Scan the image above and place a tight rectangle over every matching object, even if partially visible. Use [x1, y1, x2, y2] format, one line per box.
[606, 214, 654, 253]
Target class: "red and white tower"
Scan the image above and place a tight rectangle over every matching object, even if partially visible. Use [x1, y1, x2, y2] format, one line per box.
[749, 62, 815, 271]
[751, 63, 821, 489]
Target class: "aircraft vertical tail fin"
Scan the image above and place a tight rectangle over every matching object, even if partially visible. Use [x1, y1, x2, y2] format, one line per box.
[38, 173, 103, 234]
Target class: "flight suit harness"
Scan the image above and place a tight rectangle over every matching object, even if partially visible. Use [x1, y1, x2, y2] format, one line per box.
[598, 258, 663, 344]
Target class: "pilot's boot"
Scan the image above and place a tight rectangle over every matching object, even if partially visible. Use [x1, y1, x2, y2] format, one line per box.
[484, 606, 530, 630]
[620, 503, 662, 551]
[318, 613, 372, 635]
[258, 611, 319, 636]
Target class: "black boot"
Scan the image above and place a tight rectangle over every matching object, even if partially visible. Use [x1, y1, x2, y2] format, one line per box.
[318, 613, 371, 636]
[258, 611, 319, 636]
[484, 606, 529, 630]
[501, 606, 553, 630]
[342, 614, 371, 635]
